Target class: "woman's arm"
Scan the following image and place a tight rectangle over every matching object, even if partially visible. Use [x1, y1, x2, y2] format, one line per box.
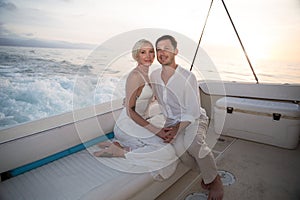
[125, 71, 162, 134]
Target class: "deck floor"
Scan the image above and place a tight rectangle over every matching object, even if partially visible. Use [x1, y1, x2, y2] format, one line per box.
[156, 133, 300, 200]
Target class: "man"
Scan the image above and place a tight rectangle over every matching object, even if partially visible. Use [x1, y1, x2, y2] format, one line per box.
[150, 35, 224, 200]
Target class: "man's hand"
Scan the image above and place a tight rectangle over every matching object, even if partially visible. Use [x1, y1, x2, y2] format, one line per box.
[164, 125, 179, 143]
[160, 122, 191, 143]
[156, 125, 179, 143]
[156, 128, 170, 140]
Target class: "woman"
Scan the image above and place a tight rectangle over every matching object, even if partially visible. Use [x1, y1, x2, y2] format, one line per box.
[93, 39, 178, 178]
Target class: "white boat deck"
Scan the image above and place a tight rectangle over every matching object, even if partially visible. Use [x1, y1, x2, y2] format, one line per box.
[156, 134, 300, 200]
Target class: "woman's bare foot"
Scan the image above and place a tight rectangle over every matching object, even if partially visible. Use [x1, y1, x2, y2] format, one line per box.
[93, 150, 114, 157]
[97, 141, 113, 149]
[94, 142, 129, 157]
[202, 175, 224, 200]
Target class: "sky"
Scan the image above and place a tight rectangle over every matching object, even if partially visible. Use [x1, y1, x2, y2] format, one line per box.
[0, 0, 300, 63]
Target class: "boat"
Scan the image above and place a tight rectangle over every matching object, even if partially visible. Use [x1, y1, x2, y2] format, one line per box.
[1, 1, 300, 200]
[0, 80, 299, 200]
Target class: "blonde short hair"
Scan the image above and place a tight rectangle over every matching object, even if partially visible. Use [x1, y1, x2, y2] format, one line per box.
[132, 39, 154, 61]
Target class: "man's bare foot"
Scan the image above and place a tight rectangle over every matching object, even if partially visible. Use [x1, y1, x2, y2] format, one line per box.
[202, 175, 224, 200]
[201, 179, 210, 190]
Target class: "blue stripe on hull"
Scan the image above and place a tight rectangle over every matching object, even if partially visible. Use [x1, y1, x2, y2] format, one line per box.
[10, 132, 114, 177]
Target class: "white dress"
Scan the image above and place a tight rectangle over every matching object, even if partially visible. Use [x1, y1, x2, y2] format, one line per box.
[113, 82, 178, 179]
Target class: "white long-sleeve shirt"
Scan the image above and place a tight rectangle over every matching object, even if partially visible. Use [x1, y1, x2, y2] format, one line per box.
[150, 65, 207, 127]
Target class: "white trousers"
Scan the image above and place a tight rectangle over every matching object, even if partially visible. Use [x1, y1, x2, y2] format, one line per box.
[171, 116, 218, 184]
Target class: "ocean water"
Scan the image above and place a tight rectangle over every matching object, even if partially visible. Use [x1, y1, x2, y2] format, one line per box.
[0, 46, 299, 130]
[0, 46, 125, 130]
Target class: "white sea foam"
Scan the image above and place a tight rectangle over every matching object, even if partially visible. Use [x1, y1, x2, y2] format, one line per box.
[0, 46, 103, 129]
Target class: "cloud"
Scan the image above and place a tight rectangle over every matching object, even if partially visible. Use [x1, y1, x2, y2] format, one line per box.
[0, 22, 37, 40]
[0, 23, 15, 38]
[0, 0, 17, 11]
[24, 33, 34, 37]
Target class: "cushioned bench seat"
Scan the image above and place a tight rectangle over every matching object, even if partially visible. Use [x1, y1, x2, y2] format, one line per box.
[0, 146, 189, 200]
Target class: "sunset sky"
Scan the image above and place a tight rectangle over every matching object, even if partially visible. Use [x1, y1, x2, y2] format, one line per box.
[0, 0, 300, 62]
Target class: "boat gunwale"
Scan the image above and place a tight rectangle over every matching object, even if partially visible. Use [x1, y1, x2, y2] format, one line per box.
[0, 99, 124, 145]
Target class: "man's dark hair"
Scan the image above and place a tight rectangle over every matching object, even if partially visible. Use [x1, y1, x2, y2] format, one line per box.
[155, 35, 177, 49]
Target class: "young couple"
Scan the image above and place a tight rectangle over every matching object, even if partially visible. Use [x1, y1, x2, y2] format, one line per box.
[94, 35, 224, 200]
